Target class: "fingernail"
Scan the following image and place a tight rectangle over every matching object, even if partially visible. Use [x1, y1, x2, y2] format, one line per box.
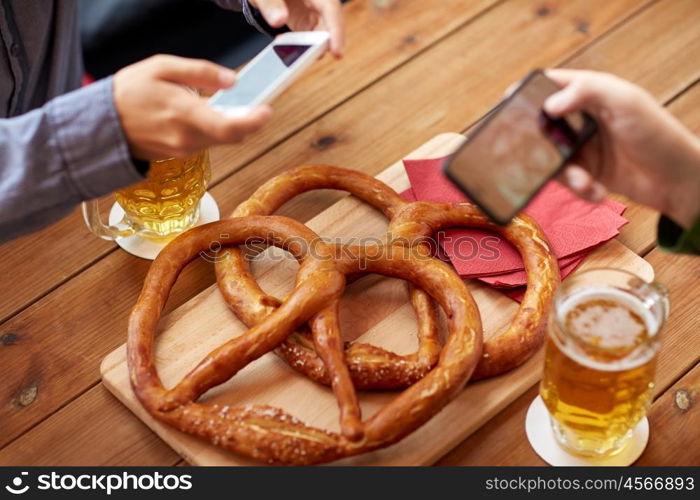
[590, 183, 607, 202]
[270, 9, 286, 24]
[219, 70, 236, 86]
[503, 82, 518, 98]
[567, 168, 587, 190]
[544, 92, 566, 113]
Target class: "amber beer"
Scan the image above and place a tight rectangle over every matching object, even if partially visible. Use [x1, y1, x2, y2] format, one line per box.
[540, 269, 668, 457]
[114, 149, 210, 240]
[82, 87, 212, 243]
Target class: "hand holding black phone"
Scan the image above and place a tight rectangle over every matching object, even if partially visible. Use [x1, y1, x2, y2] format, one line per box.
[443, 70, 598, 225]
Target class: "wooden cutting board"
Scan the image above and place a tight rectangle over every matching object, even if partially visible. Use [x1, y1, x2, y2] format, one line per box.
[101, 133, 654, 466]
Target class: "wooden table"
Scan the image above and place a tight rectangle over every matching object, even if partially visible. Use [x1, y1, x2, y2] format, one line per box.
[0, 0, 698, 466]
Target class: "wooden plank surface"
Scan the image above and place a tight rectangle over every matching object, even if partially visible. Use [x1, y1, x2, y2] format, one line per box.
[100, 133, 652, 466]
[608, 75, 699, 259]
[558, 0, 700, 256]
[0, 0, 656, 455]
[636, 361, 700, 466]
[0, 0, 500, 324]
[0, 385, 180, 466]
[440, 2, 700, 459]
[437, 248, 700, 465]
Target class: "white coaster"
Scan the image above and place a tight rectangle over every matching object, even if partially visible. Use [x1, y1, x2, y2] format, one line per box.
[108, 192, 220, 260]
[525, 395, 649, 466]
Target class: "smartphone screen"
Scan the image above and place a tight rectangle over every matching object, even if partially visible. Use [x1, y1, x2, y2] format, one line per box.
[209, 44, 311, 108]
[444, 71, 596, 224]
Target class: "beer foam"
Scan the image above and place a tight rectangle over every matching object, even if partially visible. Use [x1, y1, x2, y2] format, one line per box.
[554, 287, 659, 371]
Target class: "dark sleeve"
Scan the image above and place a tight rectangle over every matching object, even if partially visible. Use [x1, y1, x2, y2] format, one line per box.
[215, 0, 290, 37]
[657, 214, 700, 254]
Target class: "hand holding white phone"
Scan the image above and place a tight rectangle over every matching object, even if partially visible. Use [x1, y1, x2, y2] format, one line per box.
[208, 31, 330, 117]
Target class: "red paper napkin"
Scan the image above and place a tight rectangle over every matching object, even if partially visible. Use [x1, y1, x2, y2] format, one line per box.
[401, 156, 627, 290]
[401, 187, 602, 287]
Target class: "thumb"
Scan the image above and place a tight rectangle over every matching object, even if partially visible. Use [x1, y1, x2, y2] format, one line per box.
[255, 0, 289, 27]
[543, 70, 609, 118]
[152, 55, 236, 90]
[559, 165, 607, 203]
[543, 83, 589, 117]
[189, 104, 272, 143]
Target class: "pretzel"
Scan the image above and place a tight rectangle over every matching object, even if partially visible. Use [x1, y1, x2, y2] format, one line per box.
[128, 215, 483, 464]
[216, 166, 442, 388]
[389, 201, 560, 379]
[215, 165, 559, 387]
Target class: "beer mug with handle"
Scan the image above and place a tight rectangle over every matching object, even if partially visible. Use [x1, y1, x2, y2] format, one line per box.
[540, 268, 669, 457]
[82, 149, 211, 241]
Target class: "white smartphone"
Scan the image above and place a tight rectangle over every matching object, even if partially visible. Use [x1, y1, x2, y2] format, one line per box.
[208, 31, 330, 117]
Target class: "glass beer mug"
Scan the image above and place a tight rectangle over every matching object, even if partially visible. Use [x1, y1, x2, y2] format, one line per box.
[82, 149, 211, 241]
[540, 268, 669, 457]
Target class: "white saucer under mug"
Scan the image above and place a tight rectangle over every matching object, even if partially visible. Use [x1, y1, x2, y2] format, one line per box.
[108, 192, 220, 260]
[525, 395, 649, 466]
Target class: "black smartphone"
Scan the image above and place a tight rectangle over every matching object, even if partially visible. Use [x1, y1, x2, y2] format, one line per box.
[443, 69, 597, 225]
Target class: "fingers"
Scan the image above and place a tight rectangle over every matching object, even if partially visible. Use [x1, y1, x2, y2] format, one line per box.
[542, 74, 606, 118]
[560, 165, 607, 203]
[151, 55, 236, 90]
[255, 0, 289, 27]
[543, 82, 585, 117]
[543, 68, 589, 87]
[215, 105, 273, 142]
[117, 55, 273, 160]
[313, 0, 344, 57]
